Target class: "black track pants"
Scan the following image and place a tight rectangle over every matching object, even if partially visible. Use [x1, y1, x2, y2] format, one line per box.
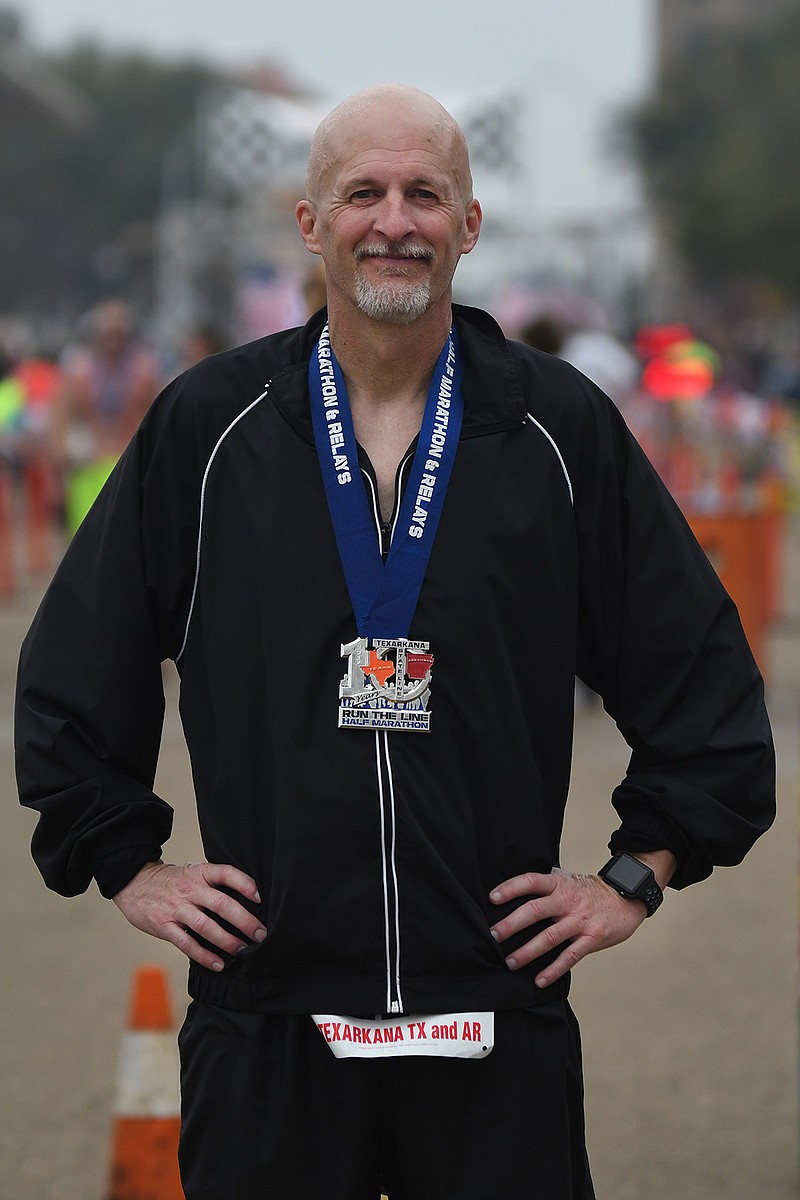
[178, 1000, 595, 1200]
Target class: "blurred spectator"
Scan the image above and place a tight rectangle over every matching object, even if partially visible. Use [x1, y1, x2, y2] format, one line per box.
[519, 315, 564, 356]
[0, 345, 26, 465]
[52, 300, 158, 534]
[183, 325, 227, 365]
[14, 353, 61, 443]
[158, 325, 231, 388]
[520, 315, 639, 410]
[560, 329, 640, 406]
[303, 261, 327, 317]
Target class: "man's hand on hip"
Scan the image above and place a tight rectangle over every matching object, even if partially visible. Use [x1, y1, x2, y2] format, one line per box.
[112, 861, 266, 972]
[489, 850, 676, 989]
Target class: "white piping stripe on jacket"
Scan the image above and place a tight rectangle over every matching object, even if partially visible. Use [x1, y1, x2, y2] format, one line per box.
[175, 388, 270, 663]
[382, 729, 404, 1012]
[374, 729, 395, 1013]
[526, 412, 574, 505]
[374, 731, 405, 1014]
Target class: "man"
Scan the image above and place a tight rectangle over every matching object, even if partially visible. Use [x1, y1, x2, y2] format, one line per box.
[16, 85, 774, 1199]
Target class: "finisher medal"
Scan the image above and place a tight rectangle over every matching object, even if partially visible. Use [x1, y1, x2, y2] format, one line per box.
[309, 323, 464, 733]
[339, 637, 435, 732]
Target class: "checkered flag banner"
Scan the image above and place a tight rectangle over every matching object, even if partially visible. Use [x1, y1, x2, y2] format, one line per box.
[199, 87, 522, 199]
[449, 92, 522, 177]
[201, 87, 326, 197]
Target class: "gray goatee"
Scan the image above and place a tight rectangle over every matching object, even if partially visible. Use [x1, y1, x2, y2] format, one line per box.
[354, 243, 435, 325]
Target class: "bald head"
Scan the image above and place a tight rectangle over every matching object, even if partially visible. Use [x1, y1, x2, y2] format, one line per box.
[297, 84, 482, 330]
[305, 84, 474, 208]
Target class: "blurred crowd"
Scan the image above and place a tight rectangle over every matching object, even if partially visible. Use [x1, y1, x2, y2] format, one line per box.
[519, 311, 799, 520]
[0, 290, 798, 594]
[0, 299, 230, 546]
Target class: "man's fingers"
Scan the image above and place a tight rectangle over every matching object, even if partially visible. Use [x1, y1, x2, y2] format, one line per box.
[202, 885, 267, 943]
[489, 873, 564, 944]
[531, 936, 593, 989]
[489, 871, 557, 904]
[501, 914, 584, 970]
[169, 923, 226, 972]
[490, 897, 549, 943]
[195, 861, 261, 904]
[180, 905, 249, 957]
[185, 862, 268, 943]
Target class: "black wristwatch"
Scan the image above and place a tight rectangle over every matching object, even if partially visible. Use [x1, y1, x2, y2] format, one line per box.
[597, 853, 664, 917]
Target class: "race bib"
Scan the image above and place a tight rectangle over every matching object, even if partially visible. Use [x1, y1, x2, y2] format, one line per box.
[312, 1012, 494, 1059]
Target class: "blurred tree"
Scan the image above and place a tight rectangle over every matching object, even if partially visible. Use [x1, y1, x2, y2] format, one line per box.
[621, 9, 800, 306]
[0, 33, 223, 318]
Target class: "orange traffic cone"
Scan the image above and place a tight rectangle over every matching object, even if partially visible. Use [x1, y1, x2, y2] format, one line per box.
[105, 965, 184, 1200]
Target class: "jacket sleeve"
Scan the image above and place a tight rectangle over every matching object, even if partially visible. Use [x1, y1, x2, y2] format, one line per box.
[15, 383, 201, 898]
[566, 377, 776, 888]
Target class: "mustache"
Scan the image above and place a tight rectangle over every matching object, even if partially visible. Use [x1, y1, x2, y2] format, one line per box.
[355, 242, 436, 263]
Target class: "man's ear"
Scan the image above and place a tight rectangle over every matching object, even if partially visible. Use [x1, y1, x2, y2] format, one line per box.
[296, 200, 322, 255]
[461, 199, 483, 255]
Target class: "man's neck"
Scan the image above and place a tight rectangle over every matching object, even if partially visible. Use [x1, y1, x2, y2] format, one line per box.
[324, 300, 454, 519]
[327, 302, 452, 412]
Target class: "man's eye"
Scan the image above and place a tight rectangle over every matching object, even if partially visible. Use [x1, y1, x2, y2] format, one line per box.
[350, 189, 375, 201]
[413, 189, 437, 200]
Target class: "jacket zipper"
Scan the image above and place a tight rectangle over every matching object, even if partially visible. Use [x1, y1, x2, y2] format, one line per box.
[360, 451, 413, 1013]
[356, 419, 518, 1011]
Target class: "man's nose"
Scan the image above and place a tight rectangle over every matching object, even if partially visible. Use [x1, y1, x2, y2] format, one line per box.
[373, 195, 416, 241]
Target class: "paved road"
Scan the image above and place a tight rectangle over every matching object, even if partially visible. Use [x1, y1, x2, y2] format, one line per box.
[1, 529, 797, 1199]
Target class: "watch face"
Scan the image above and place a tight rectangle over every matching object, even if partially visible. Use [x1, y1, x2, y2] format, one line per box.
[607, 854, 650, 891]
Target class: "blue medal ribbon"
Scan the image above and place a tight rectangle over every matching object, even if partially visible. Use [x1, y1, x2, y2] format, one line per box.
[309, 323, 464, 640]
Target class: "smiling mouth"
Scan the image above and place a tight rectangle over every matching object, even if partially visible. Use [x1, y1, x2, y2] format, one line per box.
[355, 242, 435, 266]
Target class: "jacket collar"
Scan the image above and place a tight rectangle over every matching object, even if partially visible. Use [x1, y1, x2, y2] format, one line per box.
[269, 303, 527, 445]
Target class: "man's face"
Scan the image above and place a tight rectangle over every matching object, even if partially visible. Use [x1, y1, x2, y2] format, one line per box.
[297, 104, 481, 326]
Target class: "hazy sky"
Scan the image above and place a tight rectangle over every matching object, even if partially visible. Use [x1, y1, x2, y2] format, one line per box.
[16, 0, 657, 221]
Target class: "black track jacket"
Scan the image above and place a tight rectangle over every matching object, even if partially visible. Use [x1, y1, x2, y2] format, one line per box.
[16, 305, 775, 1016]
